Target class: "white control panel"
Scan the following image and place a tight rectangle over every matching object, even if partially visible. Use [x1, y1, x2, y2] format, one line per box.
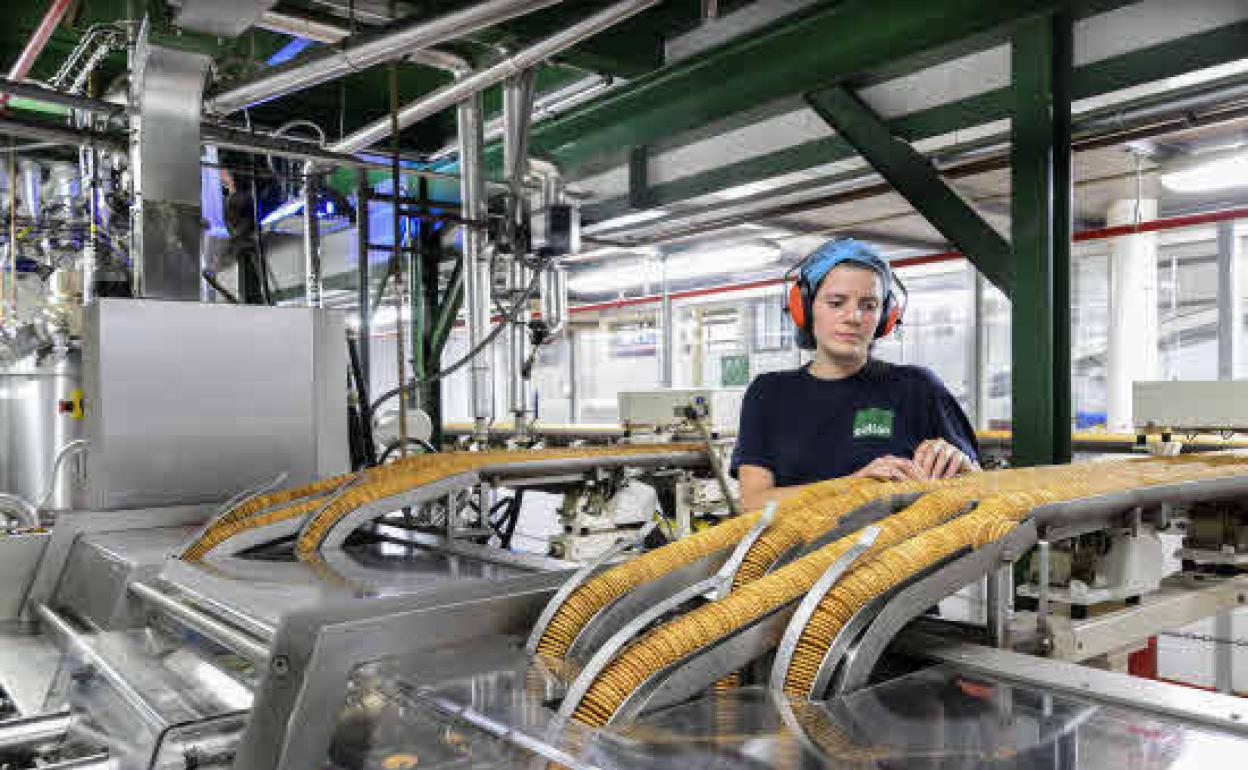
[617, 388, 745, 434]
[1133, 380, 1248, 431]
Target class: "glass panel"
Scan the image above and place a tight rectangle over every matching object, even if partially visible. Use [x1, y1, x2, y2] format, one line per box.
[876, 262, 974, 412]
[323, 657, 1248, 769]
[573, 311, 661, 424]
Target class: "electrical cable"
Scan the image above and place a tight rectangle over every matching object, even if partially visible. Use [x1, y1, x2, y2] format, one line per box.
[377, 437, 437, 463]
[369, 266, 544, 415]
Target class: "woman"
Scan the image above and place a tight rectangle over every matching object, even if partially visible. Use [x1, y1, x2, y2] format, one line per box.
[731, 238, 979, 511]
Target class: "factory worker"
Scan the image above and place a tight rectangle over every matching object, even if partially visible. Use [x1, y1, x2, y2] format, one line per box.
[731, 238, 979, 511]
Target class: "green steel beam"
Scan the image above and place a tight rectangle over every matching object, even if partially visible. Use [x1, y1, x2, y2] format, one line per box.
[1010, 12, 1071, 467]
[628, 145, 654, 209]
[585, 19, 1248, 223]
[1051, 11, 1074, 465]
[805, 85, 1012, 293]
[531, 0, 1063, 167]
[422, 227, 445, 447]
[430, 259, 465, 360]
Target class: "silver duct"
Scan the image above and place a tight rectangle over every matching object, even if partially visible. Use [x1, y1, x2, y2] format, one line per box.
[533, 156, 570, 341]
[302, 163, 322, 307]
[174, 0, 282, 38]
[207, 0, 560, 114]
[255, 9, 471, 73]
[504, 73, 536, 436]
[427, 75, 614, 161]
[329, 0, 660, 155]
[541, 263, 568, 338]
[458, 94, 493, 441]
[128, 25, 212, 300]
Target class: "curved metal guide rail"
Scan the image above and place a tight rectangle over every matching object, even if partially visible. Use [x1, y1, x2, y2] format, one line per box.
[532, 490, 916, 672]
[184, 445, 708, 561]
[555, 525, 884, 725]
[548, 462, 1248, 726]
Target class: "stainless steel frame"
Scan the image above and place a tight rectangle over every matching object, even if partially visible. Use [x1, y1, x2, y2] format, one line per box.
[895, 630, 1248, 736]
[232, 572, 564, 770]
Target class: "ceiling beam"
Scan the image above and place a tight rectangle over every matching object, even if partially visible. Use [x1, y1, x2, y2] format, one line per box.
[582, 18, 1248, 224]
[529, 0, 1065, 166]
[805, 85, 1013, 293]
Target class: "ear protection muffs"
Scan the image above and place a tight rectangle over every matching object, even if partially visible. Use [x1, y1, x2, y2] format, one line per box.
[784, 240, 907, 350]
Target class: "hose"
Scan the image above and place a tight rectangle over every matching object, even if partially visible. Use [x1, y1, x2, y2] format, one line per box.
[0, 493, 39, 528]
[34, 439, 88, 510]
[369, 266, 543, 415]
[378, 437, 437, 463]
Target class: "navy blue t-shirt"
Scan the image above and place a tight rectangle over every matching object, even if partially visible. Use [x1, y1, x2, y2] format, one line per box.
[730, 360, 978, 486]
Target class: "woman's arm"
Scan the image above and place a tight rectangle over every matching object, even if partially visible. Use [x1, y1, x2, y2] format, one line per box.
[914, 438, 980, 478]
[912, 368, 982, 478]
[738, 464, 805, 511]
[740, 455, 926, 510]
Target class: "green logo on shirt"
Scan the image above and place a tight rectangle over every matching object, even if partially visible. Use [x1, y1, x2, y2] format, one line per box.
[853, 407, 894, 439]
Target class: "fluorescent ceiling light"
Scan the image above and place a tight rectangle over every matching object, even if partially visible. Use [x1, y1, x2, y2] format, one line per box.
[1160, 149, 1248, 194]
[665, 241, 778, 281]
[1165, 59, 1248, 91]
[261, 198, 304, 227]
[567, 258, 651, 293]
[347, 305, 401, 331]
[716, 179, 778, 200]
[568, 240, 781, 293]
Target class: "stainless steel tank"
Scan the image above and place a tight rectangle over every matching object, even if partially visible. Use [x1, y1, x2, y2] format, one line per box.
[0, 349, 85, 510]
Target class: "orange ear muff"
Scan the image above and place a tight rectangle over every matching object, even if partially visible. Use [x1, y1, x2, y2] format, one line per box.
[876, 304, 901, 338]
[787, 282, 808, 329]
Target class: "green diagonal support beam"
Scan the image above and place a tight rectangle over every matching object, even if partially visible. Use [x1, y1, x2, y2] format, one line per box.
[430, 259, 465, 360]
[805, 86, 1013, 293]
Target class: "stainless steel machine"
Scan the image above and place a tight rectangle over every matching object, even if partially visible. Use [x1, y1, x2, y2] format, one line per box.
[2, 447, 1248, 770]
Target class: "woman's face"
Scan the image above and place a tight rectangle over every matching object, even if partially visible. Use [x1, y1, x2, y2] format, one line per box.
[811, 264, 884, 359]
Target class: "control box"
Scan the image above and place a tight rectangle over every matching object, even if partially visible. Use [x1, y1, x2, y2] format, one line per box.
[1133, 380, 1248, 432]
[617, 388, 745, 434]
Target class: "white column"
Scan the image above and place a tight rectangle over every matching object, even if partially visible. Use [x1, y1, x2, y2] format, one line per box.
[1218, 221, 1242, 380]
[1105, 198, 1159, 433]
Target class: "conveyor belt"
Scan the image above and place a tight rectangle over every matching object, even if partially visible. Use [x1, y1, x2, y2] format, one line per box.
[550, 452, 1248, 726]
[181, 444, 707, 561]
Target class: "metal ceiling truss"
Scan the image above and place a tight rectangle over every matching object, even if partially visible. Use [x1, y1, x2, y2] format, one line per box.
[585, 18, 1248, 226]
[804, 85, 1013, 293]
[528, 0, 1068, 166]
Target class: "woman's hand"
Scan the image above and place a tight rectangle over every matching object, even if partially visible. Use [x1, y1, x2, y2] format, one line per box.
[913, 438, 978, 479]
[852, 455, 926, 482]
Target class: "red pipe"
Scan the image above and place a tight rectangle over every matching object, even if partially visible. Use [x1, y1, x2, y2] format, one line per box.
[567, 206, 1248, 315]
[1128, 636, 1158, 679]
[1074, 205, 1248, 242]
[1, 0, 74, 109]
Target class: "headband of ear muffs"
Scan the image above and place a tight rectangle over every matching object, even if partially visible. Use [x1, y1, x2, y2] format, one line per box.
[785, 238, 902, 350]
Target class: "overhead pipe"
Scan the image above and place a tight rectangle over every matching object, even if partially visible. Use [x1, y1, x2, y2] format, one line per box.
[0, 709, 74, 752]
[459, 93, 493, 441]
[504, 72, 536, 439]
[0, 0, 73, 109]
[329, 0, 661, 155]
[207, 0, 561, 114]
[0, 78, 125, 119]
[588, 87, 1248, 247]
[255, 9, 471, 73]
[427, 74, 616, 161]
